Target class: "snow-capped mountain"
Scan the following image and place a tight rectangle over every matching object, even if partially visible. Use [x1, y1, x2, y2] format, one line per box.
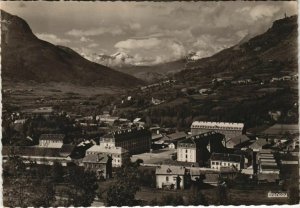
[82, 51, 135, 67]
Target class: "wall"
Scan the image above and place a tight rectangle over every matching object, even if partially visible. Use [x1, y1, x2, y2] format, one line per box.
[156, 175, 184, 189]
[177, 147, 197, 162]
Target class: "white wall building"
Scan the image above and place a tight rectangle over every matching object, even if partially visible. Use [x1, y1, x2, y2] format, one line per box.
[156, 165, 185, 190]
[86, 144, 129, 167]
[210, 153, 243, 171]
[191, 121, 244, 139]
[38, 134, 64, 148]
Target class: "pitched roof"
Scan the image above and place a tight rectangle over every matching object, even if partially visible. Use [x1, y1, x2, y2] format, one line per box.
[262, 124, 299, 135]
[102, 128, 151, 141]
[249, 138, 268, 149]
[82, 154, 109, 164]
[156, 165, 185, 175]
[39, 134, 65, 141]
[191, 121, 244, 129]
[210, 153, 242, 163]
[165, 132, 187, 141]
[228, 135, 250, 145]
[2, 146, 71, 158]
[87, 145, 128, 154]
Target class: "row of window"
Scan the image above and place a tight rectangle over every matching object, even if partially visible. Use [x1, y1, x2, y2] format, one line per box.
[192, 126, 243, 130]
[165, 176, 177, 182]
[211, 161, 238, 166]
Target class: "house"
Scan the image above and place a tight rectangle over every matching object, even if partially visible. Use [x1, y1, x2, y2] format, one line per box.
[262, 124, 299, 138]
[39, 134, 65, 148]
[82, 154, 112, 179]
[210, 153, 244, 171]
[99, 128, 151, 154]
[152, 97, 165, 105]
[168, 142, 177, 149]
[96, 113, 119, 126]
[268, 111, 282, 121]
[177, 132, 226, 165]
[156, 165, 186, 190]
[22, 107, 55, 118]
[248, 138, 268, 152]
[86, 144, 129, 167]
[256, 150, 280, 183]
[2, 145, 75, 166]
[225, 134, 251, 149]
[191, 121, 244, 139]
[133, 118, 146, 127]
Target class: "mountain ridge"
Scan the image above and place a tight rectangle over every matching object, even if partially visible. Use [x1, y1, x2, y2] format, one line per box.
[1, 10, 144, 87]
[175, 15, 298, 81]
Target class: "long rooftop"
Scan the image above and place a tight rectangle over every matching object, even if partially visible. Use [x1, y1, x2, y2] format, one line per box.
[191, 121, 244, 129]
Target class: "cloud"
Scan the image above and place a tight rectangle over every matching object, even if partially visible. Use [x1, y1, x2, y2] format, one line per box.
[80, 36, 92, 42]
[36, 33, 70, 45]
[66, 27, 124, 37]
[115, 38, 161, 50]
[114, 37, 186, 65]
[129, 22, 141, 30]
[249, 5, 281, 21]
[87, 43, 99, 48]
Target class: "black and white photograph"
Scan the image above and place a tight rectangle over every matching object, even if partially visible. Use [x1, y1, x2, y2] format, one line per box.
[0, 0, 299, 206]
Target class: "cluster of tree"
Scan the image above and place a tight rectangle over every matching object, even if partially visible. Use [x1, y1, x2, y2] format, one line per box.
[3, 156, 98, 207]
[106, 159, 142, 206]
[149, 188, 208, 206]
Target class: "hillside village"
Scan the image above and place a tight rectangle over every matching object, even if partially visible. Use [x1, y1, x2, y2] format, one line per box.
[2, 100, 299, 205]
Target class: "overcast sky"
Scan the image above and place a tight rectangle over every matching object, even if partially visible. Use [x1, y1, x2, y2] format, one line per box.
[1, 1, 298, 65]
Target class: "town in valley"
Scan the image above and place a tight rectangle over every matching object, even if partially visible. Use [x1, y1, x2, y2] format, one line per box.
[1, 1, 299, 207]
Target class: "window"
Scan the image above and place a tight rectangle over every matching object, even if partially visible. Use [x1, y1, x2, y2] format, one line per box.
[186, 149, 188, 153]
[186, 155, 188, 158]
[166, 176, 169, 182]
[216, 162, 219, 165]
[212, 162, 215, 165]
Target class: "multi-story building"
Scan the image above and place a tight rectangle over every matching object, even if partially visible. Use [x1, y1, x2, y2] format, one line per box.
[100, 128, 151, 154]
[191, 121, 244, 139]
[82, 153, 112, 179]
[177, 132, 226, 165]
[210, 153, 244, 171]
[156, 165, 186, 190]
[39, 134, 65, 148]
[256, 150, 280, 183]
[86, 144, 129, 167]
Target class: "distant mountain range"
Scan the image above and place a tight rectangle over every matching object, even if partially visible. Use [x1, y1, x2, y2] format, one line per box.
[1, 10, 297, 86]
[175, 15, 298, 81]
[1, 10, 144, 87]
[85, 16, 296, 83]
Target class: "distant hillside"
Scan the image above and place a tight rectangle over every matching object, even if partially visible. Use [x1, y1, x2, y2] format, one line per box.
[1, 10, 144, 87]
[175, 15, 298, 81]
[113, 59, 186, 82]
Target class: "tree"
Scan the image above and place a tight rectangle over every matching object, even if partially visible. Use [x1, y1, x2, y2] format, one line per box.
[51, 162, 64, 183]
[107, 158, 140, 206]
[67, 167, 98, 206]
